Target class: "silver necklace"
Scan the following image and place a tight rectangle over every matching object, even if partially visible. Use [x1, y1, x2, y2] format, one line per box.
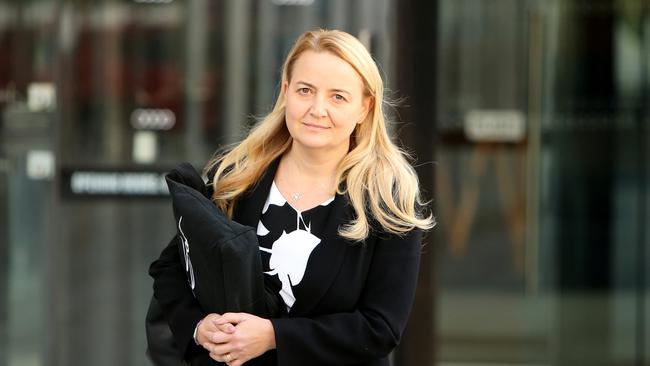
[282, 158, 335, 202]
[287, 181, 333, 202]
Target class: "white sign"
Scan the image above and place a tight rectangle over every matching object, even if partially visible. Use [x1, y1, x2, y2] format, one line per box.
[28, 83, 56, 111]
[271, 0, 314, 5]
[134, 0, 173, 3]
[69, 171, 168, 195]
[133, 131, 158, 164]
[27, 150, 55, 180]
[130, 108, 176, 130]
[464, 110, 526, 142]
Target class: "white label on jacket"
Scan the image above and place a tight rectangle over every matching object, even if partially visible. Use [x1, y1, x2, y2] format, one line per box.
[177, 216, 196, 291]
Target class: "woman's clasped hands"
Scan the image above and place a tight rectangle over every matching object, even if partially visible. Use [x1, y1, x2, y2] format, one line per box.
[195, 313, 276, 365]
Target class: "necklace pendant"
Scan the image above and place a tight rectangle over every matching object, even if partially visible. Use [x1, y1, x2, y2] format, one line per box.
[291, 193, 302, 201]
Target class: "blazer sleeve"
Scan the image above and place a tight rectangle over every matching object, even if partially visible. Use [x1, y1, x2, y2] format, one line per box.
[149, 234, 206, 361]
[270, 228, 423, 366]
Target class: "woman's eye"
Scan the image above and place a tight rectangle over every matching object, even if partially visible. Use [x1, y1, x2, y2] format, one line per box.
[333, 94, 347, 102]
[298, 87, 311, 95]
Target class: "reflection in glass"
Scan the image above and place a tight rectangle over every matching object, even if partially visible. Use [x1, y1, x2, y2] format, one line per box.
[435, 1, 649, 365]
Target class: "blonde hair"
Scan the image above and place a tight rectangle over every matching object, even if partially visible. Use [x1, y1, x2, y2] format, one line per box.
[205, 29, 434, 241]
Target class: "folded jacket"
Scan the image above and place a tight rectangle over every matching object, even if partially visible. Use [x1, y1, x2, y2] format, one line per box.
[165, 162, 282, 317]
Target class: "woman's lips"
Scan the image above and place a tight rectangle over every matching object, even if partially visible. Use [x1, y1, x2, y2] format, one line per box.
[302, 122, 329, 130]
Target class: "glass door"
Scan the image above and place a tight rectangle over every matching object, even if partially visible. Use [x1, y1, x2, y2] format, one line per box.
[434, 0, 650, 365]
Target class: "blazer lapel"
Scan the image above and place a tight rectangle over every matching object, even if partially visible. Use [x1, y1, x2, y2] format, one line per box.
[233, 160, 280, 228]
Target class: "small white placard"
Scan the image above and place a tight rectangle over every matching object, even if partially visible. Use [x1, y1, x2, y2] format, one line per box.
[134, 0, 173, 3]
[133, 131, 158, 164]
[28, 83, 56, 111]
[130, 108, 176, 130]
[271, 0, 314, 5]
[27, 150, 55, 180]
[464, 110, 526, 142]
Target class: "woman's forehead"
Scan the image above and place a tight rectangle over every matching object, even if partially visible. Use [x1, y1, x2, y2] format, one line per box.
[290, 51, 365, 92]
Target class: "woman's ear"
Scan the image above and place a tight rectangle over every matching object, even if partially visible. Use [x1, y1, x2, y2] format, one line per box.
[358, 97, 374, 124]
[283, 81, 289, 97]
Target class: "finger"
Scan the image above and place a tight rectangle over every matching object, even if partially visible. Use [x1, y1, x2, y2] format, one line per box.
[197, 325, 229, 345]
[208, 330, 233, 344]
[208, 352, 227, 363]
[210, 351, 235, 363]
[225, 352, 242, 366]
[209, 350, 235, 364]
[210, 343, 234, 356]
[214, 312, 246, 325]
[204, 313, 222, 323]
[201, 317, 222, 332]
[217, 322, 236, 333]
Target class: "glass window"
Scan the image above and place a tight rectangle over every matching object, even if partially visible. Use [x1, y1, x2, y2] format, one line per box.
[434, 0, 650, 365]
[0, 1, 398, 365]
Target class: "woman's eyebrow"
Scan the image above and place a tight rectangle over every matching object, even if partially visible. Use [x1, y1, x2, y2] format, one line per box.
[296, 81, 316, 89]
[330, 88, 351, 96]
[296, 81, 351, 95]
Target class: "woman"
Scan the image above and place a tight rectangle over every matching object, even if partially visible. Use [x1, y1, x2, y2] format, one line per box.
[150, 29, 434, 366]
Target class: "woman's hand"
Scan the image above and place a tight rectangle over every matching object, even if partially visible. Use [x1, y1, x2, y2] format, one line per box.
[195, 313, 236, 353]
[205, 312, 276, 366]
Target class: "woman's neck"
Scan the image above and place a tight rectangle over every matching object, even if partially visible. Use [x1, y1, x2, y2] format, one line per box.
[283, 143, 347, 179]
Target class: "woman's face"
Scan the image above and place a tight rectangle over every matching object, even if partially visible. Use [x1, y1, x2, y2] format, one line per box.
[284, 50, 371, 155]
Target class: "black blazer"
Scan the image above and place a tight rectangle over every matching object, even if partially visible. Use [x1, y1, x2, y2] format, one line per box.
[150, 160, 423, 366]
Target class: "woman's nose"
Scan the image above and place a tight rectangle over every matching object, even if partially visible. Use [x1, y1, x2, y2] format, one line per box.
[309, 97, 327, 118]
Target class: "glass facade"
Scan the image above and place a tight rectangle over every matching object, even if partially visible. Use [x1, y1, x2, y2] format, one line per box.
[0, 1, 648, 366]
[1, 1, 395, 366]
[433, 1, 650, 365]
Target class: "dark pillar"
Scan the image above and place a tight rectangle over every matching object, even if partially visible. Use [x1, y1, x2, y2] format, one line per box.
[551, 1, 615, 365]
[637, 1, 649, 364]
[394, 1, 438, 365]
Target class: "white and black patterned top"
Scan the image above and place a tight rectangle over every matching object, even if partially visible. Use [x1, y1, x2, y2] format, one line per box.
[256, 181, 335, 312]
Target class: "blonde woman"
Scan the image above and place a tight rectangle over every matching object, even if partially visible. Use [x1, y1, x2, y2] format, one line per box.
[150, 29, 433, 366]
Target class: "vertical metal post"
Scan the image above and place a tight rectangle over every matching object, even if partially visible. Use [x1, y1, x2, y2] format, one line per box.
[636, 2, 649, 364]
[254, 0, 278, 117]
[184, 0, 209, 162]
[223, 0, 252, 143]
[525, 1, 544, 295]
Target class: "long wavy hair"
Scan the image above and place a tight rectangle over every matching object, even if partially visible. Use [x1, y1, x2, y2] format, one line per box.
[205, 29, 434, 241]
